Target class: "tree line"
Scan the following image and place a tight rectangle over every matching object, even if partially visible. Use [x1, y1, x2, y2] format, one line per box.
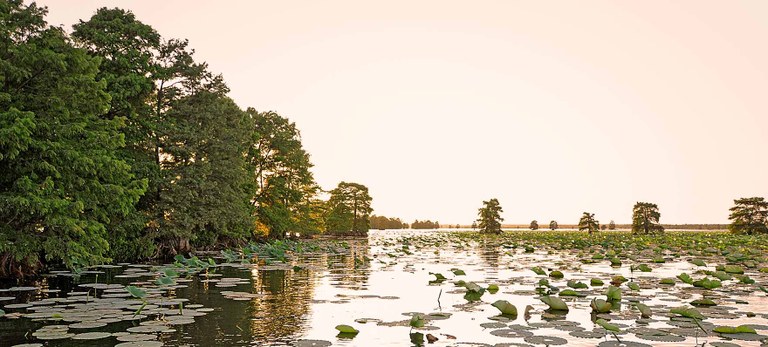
[0, 2, 371, 277]
[476, 198, 768, 235]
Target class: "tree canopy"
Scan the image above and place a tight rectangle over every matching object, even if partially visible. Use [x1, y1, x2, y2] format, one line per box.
[326, 182, 373, 236]
[477, 199, 504, 234]
[728, 197, 768, 235]
[631, 202, 664, 234]
[578, 212, 599, 233]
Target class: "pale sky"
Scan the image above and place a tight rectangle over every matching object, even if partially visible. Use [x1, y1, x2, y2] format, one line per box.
[37, 1, 767, 225]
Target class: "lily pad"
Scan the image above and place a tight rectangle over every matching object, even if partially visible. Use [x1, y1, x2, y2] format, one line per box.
[491, 300, 518, 316]
[540, 296, 568, 311]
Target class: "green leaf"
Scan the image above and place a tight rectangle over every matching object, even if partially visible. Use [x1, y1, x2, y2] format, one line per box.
[531, 266, 546, 276]
[635, 303, 652, 318]
[549, 270, 564, 278]
[691, 299, 716, 306]
[713, 325, 756, 334]
[155, 276, 175, 286]
[491, 300, 518, 316]
[659, 278, 676, 285]
[670, 306, 704, 320]
[125, 285, 147, 299]
[590, 299, 612, 313]
[567, 280, 588, 289]
[409, 314, 426, 328]
[540, 296, 569, 311]
[692, 278, 721, 290]
[430, 272, 446, 281]
[722, 265, 744, 274]
[164, 268, 179, 278]
[691, 259, 706, 267]
[559, 289, 581, 297]
[335, 324, 359, 334]
[0, 309, 4, 317]
[487, 284, 499, 294]
[676, 273, 693, 284]
[627, 282, 640, 291]
[605, 286, 622, 301]
[595, 318, 620, 332]
[451, 268, 466, 276]
[590, 278, 604, 286]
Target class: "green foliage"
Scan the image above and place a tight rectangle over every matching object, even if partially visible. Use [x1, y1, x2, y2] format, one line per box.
[411, 220, 440, 229]
[635, 303, 652, 318]
[325, 182, 373, 235]
[590, 299, 612, 313]
[0, 1, 145, 275]
[335, 325, 359, 334]
[713, 325, 757, 334]
[631, 202, 664, 234]
[595, 318, 620, 332]
[605, 286, 622, 301]
[491, 300, 517, 316]
[246, 109, 319, 239]
[728, 197, 768, 235]
[369, 215, 408, 229]
[578, 212, 599, 233]
[409, 314, 425, 328]
[540, 295, 569, 311]
[476, 198, 503, 234]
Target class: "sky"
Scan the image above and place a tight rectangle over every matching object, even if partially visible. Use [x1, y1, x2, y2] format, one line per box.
[36, 1, 768, 225]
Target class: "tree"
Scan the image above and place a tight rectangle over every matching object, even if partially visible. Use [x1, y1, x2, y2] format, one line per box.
[246, 109, 317, 239]
[326, 182, 373, 235]
[578, 212, 599, 233]
[631, 202, 664, 234]
[71, 7, 161, 261]
[608, 220, 616, 230]
[530, 220, 539, 230]
[471, 221, 477, 229]
[549, 220, 558, 230]
[160, 92, 253, 249]
[477, 199, 503, 234]
[728, 197, 768, 235]
[0, 1, 145, 276]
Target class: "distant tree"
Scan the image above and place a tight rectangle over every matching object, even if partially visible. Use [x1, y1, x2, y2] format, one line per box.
[631, 202, 664, 234]
[578, 212, 600, 234]
[600, 224, 607, 230]
[530, 220, 539, 230]
[411, 220, 440, 229]
[370, 215, 407, 230]
[608, 220, 616, 230]
[477, 199, 504, 234]
[325, 182, 373, 235]
[728, 197, 768, 235]
[549, 220, 558, 230]
[471, 221, 478, 229]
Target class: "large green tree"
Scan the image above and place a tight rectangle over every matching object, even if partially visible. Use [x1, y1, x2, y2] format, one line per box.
[578, 212, 599, 233]
[71, 7, 160, 261]
[631, 202, 664, 234]
[246, 109, 318, 239]
[477, 198, 503, 234]
[325, 182, 373, 235]
[728, 197, 768, 235]
[0, 1, 145, 276]
[161, 92, 253, 249]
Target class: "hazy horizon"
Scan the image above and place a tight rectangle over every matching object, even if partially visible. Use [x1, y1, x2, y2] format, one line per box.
[36, 1, 768, 225]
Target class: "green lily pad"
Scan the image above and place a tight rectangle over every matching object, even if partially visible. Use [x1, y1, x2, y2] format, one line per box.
[491, 300, 518, 316]
[590, 299, 612, 313]
[605, 286, 621, 301]
[596, 318, 620, 332]
[713, 325, 756, 334]
[335, 324, 359, 334]
[540, 296, 568, 311]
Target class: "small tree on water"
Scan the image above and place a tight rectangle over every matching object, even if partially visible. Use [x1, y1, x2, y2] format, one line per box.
[578, 212, 599, 234]
[477, 198, 504, 234]
[631, 202, 664, 234]
[728, 197, 768, 235]
[530, 220, 539, 230]
[549, 220, 558, 230]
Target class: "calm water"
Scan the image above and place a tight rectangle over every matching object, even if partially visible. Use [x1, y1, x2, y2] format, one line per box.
[1, 229, 767, 346]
